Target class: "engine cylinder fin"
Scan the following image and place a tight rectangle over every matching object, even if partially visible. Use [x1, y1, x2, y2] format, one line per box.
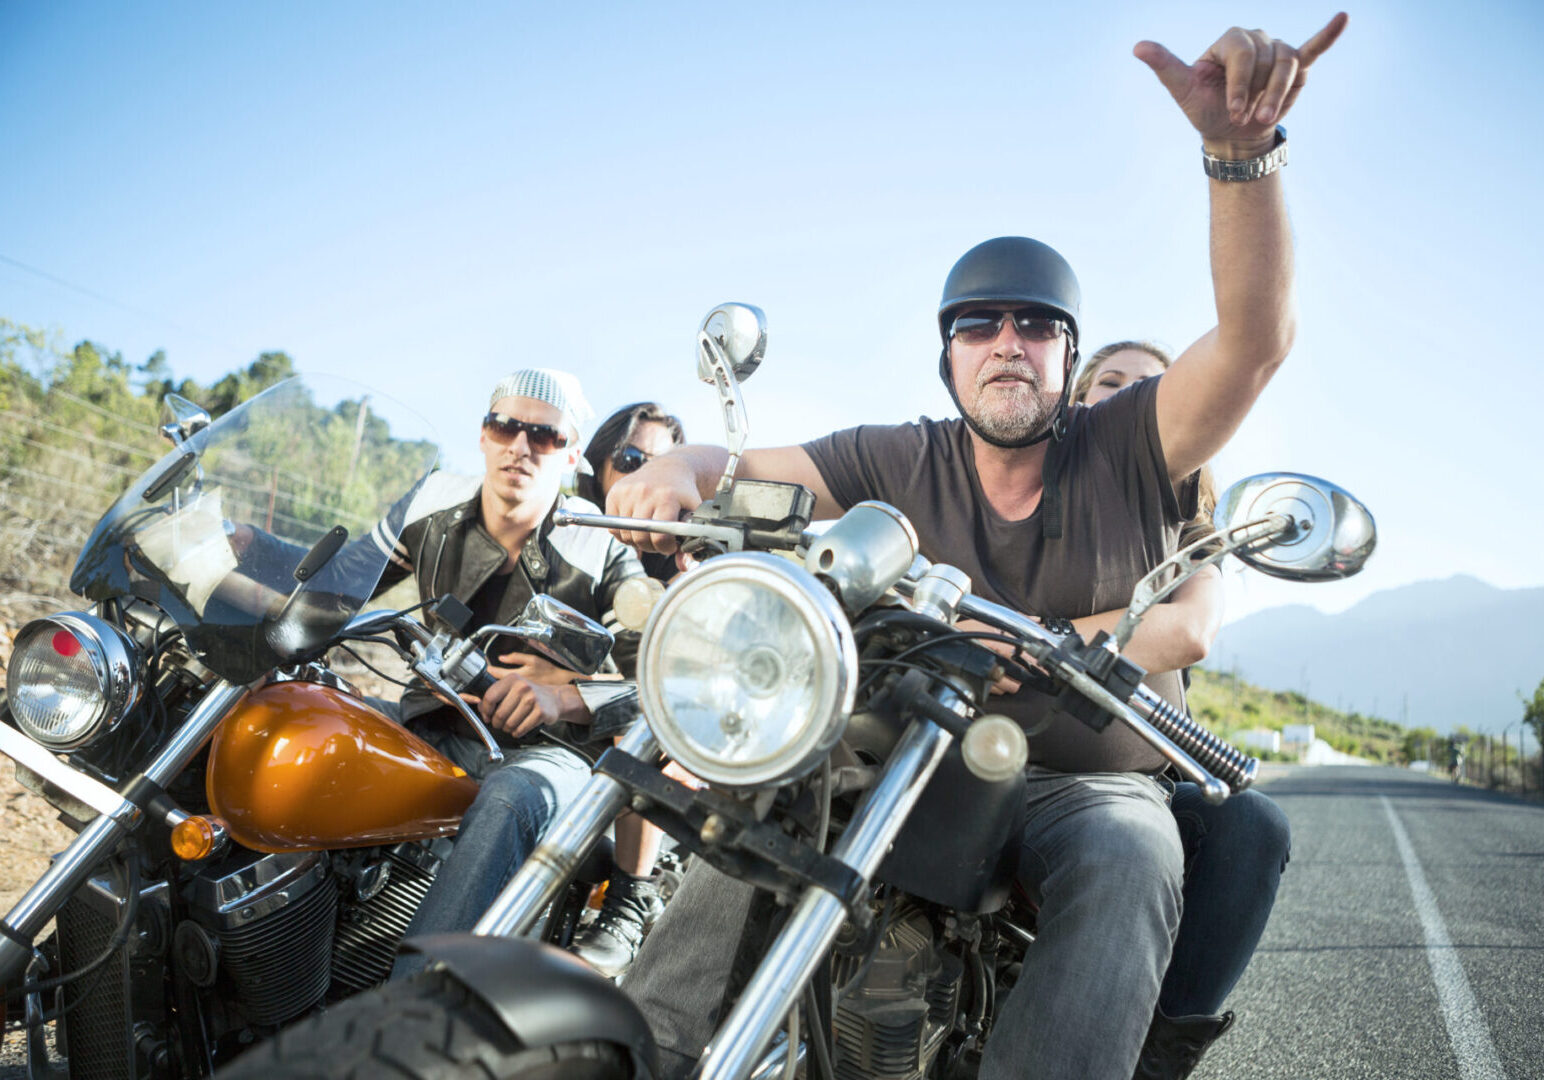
[328, 848, 438, 996]
[216, 873, 337, 1026]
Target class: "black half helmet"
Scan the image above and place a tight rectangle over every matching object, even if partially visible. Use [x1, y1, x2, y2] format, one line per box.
[936, 237, 1083, 447]
[937, 236, 1082, 346]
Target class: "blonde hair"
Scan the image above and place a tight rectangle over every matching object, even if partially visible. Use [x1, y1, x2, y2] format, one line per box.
[1072, 340, 1173, 406]
[1076, 340, 1216, 522]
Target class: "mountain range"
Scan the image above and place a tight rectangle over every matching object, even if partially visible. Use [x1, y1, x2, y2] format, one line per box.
[1210, 574, 1543, 738]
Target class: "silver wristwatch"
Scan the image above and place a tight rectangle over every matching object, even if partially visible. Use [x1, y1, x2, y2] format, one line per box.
[1202, 125, 1288, 182]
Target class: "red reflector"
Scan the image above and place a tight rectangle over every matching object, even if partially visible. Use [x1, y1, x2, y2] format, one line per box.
[51, 630, 83, 658]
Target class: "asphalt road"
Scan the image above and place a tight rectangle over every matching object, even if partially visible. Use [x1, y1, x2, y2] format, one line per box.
[7, 765, 1538, 1078]
[1200, 766, 1544, 1080]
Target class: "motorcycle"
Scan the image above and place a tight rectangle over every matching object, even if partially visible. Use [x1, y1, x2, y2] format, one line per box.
[219, 306, 1378, 1080]
[0, 375, 621, 1078]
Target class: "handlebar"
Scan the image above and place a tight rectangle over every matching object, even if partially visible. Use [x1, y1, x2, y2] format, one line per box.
[555, 506, 1258, 803]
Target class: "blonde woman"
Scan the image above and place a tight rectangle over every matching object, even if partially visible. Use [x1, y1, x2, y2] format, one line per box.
[1075, 340, 1290, 1080]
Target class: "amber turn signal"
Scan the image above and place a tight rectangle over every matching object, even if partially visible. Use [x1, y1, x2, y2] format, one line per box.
[171, 815, 229, 861]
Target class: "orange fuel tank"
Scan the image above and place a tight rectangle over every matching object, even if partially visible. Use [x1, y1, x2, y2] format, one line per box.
[207, 681, 479, 853]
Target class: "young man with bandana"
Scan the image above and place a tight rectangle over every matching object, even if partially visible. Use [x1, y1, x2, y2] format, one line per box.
[375, 368, 647, 968]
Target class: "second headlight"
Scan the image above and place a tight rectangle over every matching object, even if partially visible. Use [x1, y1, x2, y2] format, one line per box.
[638, 553, 857, 788]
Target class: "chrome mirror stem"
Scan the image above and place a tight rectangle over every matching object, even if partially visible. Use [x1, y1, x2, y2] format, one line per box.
[698, 328, 750, 497]
[1112, 514, 1290, 649]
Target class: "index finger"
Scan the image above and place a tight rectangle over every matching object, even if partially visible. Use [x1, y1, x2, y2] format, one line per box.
[496, 650, 537, 664]
[1298, 11, 1348, 67]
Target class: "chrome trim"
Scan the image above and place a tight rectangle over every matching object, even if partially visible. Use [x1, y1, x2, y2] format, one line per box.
[0, 723, 132, 822]
[1112, 515, 1286, 649]
[747, 1034, 805, 1080]
[474, 720, 659, 938]
[639, 553, 858, 788]
[190, 850, 329, 929]
[694, 715, 955, 1080]
[7, 612, 140, 750]
[0, 680, 246, 986]
[552, 508, 746, 550]
[803, 501, 919, 615]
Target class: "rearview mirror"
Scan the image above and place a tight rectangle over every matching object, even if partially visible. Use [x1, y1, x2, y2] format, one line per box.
[697, 303, 766, 385]
[696, 303, 767, 496]
[160, 393, 212, 446]
[479, 595, 615, 676]
[1213, 472, 1376, 581]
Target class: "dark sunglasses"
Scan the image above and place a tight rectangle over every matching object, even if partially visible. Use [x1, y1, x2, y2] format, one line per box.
[482, 412, 570, 453]
[950, 308, 1068, 346]
[611, 444, 653, 474]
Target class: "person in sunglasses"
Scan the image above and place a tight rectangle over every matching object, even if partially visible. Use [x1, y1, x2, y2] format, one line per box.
[548, 401, 691, 976]
[1070, 340, 1292, 1076]
[370, 368, 649, 971]
[606, 15, 1346, 1079]
[578, 402, 687, 585]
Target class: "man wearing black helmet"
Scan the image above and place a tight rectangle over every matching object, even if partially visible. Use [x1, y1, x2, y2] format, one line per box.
[609, 15, 1347, 1079]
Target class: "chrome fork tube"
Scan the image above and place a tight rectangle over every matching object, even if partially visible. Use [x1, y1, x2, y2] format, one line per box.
[474, 720, 659, 937]
[693, 716, 955, 1080]
[0, 679, 247, 985]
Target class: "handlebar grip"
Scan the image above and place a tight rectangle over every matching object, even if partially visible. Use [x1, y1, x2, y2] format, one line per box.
[1139, 693, 1258, 793]
[466, 668, 497, 698]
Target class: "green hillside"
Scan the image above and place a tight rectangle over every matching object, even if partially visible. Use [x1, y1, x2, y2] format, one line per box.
[1189, 667, 1411, 764]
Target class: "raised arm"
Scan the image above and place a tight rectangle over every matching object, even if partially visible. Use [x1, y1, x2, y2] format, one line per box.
[1138, 15, 1348, 482]
[604, 443, 840, 552]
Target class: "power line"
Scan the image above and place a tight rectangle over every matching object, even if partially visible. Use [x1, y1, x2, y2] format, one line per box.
[0, 252, 246, 355]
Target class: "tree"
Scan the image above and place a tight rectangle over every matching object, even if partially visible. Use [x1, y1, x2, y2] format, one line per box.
[1523, 678, 1544, 761]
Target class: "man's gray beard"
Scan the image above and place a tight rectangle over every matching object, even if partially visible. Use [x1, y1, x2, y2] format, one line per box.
[967, 377, 1058, 443]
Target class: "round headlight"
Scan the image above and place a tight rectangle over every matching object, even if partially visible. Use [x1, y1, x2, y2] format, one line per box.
[639, 553, 857, 788]
[7, 614, 140, 750]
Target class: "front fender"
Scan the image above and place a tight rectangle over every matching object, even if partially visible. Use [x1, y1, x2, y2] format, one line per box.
[402, 934, 658, 1079]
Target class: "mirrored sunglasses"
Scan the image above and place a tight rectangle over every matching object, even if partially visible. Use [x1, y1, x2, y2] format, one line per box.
[950, 308, 1068, 346]
[482, 412, 570, 453]
[611, 444, 653, 474]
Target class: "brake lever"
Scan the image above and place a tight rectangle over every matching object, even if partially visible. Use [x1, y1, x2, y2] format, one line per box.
[552, 508, 746, 549]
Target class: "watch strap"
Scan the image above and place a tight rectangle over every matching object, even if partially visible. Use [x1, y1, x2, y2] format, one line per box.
[1202, 125, 1288, 182]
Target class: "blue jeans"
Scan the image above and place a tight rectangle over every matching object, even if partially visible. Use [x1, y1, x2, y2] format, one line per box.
[391, 723, 591, 978]
[1159, 783, 1291, 1017]
[626, 767, 1184, 1080]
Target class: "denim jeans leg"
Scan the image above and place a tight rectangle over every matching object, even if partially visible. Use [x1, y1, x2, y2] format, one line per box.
[392, 736, 591, 978]
[981, 769, 1184, 1080]
[622, 861, 762, 1080]
[1159, 784, 1291, 1017]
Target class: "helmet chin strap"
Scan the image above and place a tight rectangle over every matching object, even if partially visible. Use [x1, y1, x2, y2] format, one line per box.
[939, 346, 1077, 448]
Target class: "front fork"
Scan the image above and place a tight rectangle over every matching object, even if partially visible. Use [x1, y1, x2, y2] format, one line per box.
[471, 709, 954, 1080]
[474, 720, 661, 937]
[0, 680, 247, 987]
[695, 714, 956, 1080]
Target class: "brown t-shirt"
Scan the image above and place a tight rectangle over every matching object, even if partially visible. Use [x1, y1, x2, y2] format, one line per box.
[802, 377, 1195, 774]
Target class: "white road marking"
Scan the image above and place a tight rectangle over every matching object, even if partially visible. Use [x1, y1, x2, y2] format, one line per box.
[1380, 795, 1508, 1080]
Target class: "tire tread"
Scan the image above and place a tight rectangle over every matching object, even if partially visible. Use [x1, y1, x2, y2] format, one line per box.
[215, 969, 629, 1080]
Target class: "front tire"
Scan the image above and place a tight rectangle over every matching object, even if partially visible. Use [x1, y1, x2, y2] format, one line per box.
[215, 968, 631, 1080]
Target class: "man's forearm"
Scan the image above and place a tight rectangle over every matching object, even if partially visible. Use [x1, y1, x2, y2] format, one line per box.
[1207, 140, 1296, 373]
[668, 444, 732, 501]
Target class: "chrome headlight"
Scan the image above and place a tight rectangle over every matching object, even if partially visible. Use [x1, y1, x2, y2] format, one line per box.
[7, 614, 140, 750]
[639, 553, 857, 788]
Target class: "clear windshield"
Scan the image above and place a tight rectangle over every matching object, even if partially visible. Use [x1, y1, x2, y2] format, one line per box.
[70, 375, 440, 683]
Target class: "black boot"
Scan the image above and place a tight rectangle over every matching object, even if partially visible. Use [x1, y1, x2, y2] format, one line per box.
[1131, 1009, 1235, 1080]
[571, 871, 665, 978]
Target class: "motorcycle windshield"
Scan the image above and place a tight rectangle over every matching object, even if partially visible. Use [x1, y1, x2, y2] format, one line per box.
[70, 375, 440, 684]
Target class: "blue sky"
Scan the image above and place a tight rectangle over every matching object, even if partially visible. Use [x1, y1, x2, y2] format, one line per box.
[4, 0, 1541, 624]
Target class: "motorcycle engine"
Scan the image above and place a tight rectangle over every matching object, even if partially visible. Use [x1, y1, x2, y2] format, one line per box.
[830, 900, 963, 1080]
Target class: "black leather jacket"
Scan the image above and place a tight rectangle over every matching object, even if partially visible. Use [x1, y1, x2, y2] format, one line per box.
[369, 472, 645, 725]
